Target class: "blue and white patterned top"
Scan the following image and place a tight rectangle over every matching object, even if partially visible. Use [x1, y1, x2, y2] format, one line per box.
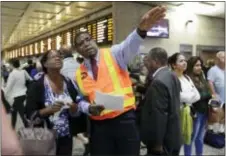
[44, 76, 72, 137]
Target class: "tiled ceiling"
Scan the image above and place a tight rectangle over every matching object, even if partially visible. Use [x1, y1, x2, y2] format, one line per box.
[1, 1, 111, 49]
[1, 1, 224, 50]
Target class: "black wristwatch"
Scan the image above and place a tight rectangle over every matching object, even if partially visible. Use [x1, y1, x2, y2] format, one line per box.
[136, 28, 147, 39]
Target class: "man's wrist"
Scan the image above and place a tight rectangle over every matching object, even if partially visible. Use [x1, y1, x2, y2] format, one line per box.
[136, 28, 147, 39]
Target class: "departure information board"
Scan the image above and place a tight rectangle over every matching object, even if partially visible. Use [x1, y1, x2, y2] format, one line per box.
[73, 15, 113, 46]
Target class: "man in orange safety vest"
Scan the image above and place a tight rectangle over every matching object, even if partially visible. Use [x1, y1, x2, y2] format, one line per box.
[74, 6, 166, 155]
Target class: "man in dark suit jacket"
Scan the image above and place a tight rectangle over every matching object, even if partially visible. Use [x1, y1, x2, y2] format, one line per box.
[140, 47, 181, 156]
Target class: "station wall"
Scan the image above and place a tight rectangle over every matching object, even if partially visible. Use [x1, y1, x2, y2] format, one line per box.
[112, 2, 225, 56]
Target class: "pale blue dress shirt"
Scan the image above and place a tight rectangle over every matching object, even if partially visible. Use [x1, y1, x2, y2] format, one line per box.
[207, 65, 225, 104]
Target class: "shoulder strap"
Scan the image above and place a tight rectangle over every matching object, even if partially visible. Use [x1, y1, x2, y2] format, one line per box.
[63, 76, 78, 103]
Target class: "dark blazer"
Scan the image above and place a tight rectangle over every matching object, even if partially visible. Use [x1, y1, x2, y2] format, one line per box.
[140, 67, 182, 151]
[25, 75, 87, 136]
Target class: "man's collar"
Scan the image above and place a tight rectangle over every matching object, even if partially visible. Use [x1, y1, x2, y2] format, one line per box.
[152, 66, 168, 78]
[63, 57, 74, 61]
[84, 50, 100, 67]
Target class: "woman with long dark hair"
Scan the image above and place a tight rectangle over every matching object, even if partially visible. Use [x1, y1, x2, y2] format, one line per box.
[25, 50, 88, 155]
[168, 53, 201, 156]
[184, 56, 212, 156]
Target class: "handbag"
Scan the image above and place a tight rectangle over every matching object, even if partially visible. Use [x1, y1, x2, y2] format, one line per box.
[17, 114, 57, 155]
[180, 104, 193, 145]
[208, 99, 222, 123]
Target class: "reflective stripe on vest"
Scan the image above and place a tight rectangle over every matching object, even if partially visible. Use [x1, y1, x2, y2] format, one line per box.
[103, 50, 122, 93]
[76, 68, 87, 96]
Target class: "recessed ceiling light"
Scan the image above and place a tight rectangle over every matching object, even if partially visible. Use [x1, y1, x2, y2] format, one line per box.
[47, 21, 52, 27]
[55, 6, 61, 13]
[39, 19, 44, 24]
[56, 14, 62, 20]
[66, 6, 71, 14]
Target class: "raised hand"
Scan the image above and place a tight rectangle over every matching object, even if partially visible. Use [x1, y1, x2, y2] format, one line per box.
[138, 6, 166, 31]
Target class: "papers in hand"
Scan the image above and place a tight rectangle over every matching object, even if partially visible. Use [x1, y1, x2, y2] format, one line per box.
[52, 96, 73, 122]
[95, 91, 124, 111]
[55, 96, 73, 109]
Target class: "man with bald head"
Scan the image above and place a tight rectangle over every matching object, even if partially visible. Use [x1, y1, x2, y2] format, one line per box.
[207, 51, 225, 133]
[208, 51, 225, 105]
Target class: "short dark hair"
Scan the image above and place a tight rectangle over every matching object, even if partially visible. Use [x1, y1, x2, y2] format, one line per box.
[11, 59, 20, 68]
[76, 56, 84, 64]
[58, 46, 73, 59]
[168, 53, 181, 69]
[63, 53, 73, 59]
[73, 31, 90, 47]
[27, 59, 33, 65]
[148, 47, 168, 65]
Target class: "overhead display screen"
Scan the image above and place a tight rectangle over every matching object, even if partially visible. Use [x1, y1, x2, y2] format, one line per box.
[73, 15, 113, 46]
[147, 19, 169, 38]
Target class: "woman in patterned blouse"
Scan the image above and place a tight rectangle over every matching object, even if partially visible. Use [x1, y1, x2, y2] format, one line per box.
[25, 49, 89, 155]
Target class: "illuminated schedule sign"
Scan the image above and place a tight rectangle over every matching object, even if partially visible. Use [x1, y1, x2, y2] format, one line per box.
[74, 15, 113, 46]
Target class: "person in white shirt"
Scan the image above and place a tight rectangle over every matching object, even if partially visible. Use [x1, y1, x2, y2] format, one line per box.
[168, 53, 200, 106]
[4, 59, 32, 128]
[59, 45, 80, 80]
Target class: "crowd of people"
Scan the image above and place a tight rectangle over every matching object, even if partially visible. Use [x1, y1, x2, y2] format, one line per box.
[1, 6, 225, 156]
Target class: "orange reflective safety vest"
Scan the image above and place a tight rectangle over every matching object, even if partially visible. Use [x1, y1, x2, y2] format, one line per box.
[75, 48, 136, 120]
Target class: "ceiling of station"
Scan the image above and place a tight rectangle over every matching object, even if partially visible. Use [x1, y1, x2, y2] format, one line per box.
[146, 1, 225, 18]
[1, 1, 111, 49]
[1, 1, 224, 50]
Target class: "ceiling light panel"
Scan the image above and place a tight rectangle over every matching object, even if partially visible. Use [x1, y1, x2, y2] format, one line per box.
[1, 2, 29, 10]
[29, 12, 53, 20]
[34, 3, 64, 14]
[52, 1, 71, 5]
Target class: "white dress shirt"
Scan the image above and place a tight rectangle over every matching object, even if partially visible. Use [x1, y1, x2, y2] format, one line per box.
[4, 69, 32, 104]
[61, 57, 80, 80]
